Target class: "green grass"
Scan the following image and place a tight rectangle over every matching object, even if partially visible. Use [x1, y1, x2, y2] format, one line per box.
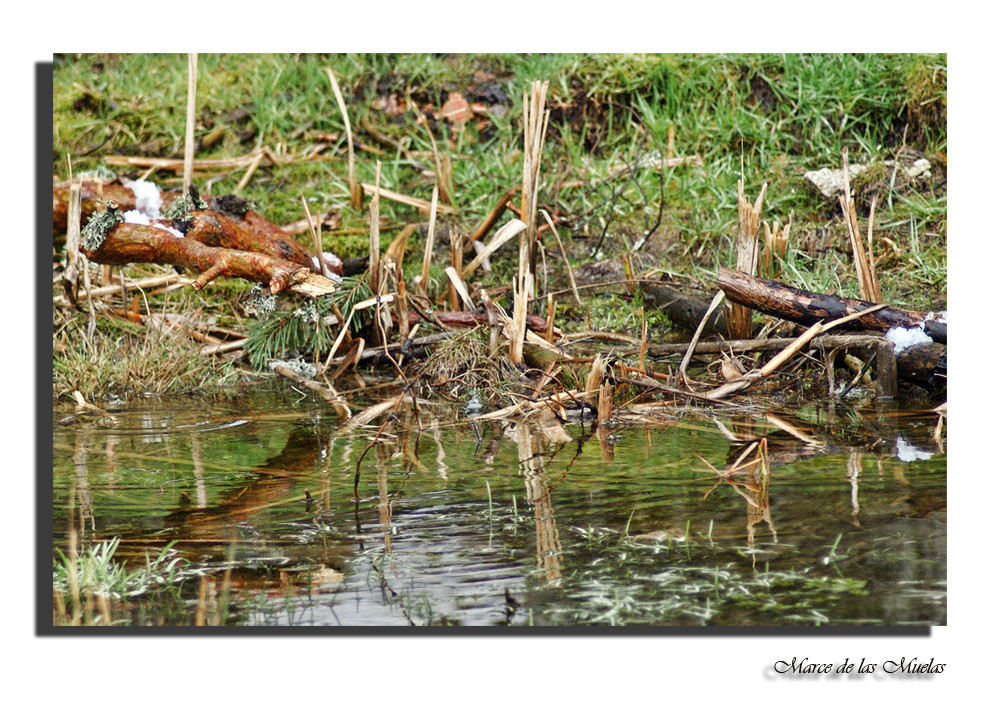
[53, 53, 947, 395]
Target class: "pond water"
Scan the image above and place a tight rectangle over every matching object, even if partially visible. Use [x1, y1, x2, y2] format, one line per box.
[52, 386, 945, 627]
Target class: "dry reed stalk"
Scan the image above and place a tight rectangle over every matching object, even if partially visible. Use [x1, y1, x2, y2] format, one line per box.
[448, 224, 461, 311]
[460, 219, 526, 279]
[369, 161, 382, 293]
[679, 290, 727, 380]
[445, 267, 475, 310]
[598, 377, 613, 426]
[520, 81, 549, 298]
[301, 195, 327, 278]
[540, 210, 581, 305]
[666, 124, 676, 160]
[727, 179, 766, 339]
[761, 215, 791, 278]
[183, 53, 198, 193]
[704, 303, 887, 400]
[195, 576, 209, 626]
[585, 354, 608, 395]
[234, 150, 265, 194]
[416, 111, 453, 204]
[200, 338, 247, 356]
[395, 272, 410, 342]
[324, 68, 362, 209]
[839, 148, 882, 302]
[104, 148, 286, 173]
[468, 187, 519, 243]
[545, 293, 556, 343]
[322, 293, 395, 370]
[419, 185, 439, 294]
[360, 182, 455, 213]
[509, 275, 530, 364]
[622, 252, 637, 295]
[639, 308, 648, 374]
[866, 195, 883, 302]
[64, 182, 82, 303]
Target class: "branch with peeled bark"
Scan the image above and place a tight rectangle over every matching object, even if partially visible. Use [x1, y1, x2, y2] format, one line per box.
[54, 180, 340, 276]
[82, 214, 336, 296]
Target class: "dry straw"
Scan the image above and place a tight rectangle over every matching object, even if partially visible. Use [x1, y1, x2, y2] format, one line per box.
[839, 148, 882, 302]
[183, 53, 198, 192]
[727, 179, 766, 339]
[324, 67, 363, 210]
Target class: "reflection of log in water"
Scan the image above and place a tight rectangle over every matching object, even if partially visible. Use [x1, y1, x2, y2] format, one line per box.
[512, 418, 567, 584]
[116, 426, 329, 562]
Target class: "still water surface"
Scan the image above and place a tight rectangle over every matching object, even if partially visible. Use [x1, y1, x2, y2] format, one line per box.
[52, 388, 945, 626]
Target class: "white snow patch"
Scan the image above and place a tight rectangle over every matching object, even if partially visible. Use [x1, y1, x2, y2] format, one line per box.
[122, 210, 151, 226]
[895, 436, 934, 462]
[125, 179, 162, 219]
[885, 324, 933, 355]
[123, 209, 184, 238]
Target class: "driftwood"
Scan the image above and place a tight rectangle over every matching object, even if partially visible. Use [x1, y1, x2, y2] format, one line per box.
[718, 268, 946, 344]
[83, 216, 336, 297]
[54, 180, 334, 275]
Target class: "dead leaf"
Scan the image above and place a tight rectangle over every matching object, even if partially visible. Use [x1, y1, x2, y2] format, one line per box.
[441, 92, 472, 125]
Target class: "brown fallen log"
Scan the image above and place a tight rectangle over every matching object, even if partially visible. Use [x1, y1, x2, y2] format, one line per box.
[717, 268, 946, 344]
[639, 280, 730, 336]
[82, 211, 335, 297]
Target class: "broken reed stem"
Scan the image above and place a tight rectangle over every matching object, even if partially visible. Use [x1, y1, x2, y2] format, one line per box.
[866, 195, 883, 302]
[183, 53, 198, 193]
[419, 185, 439, 294]
[461, 219, 526, 280]
[325, 67, 362, 210]
[545, 293, 556, 343]
[369, 161, 382, 294]
[520, 81, 549, 299]
[510, 275, 529, 364]
[727, 179, 766, 339]
[301, 195, 327, 278]
[680, 290, 727, 380]
[839, 147, 881, 302]
[469, 187, 518, 244]
[598, 377, 613, 426]
[448, 221, 461, 311]
[541, 209, 581, 306]
[639, 308, 648, 374]
[234, 150, 265, 194]
[64, 182, 82, 304]
[445, 267, 475, 310]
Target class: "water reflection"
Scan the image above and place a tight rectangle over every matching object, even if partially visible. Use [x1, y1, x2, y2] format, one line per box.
[52, 393, 946, 626]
